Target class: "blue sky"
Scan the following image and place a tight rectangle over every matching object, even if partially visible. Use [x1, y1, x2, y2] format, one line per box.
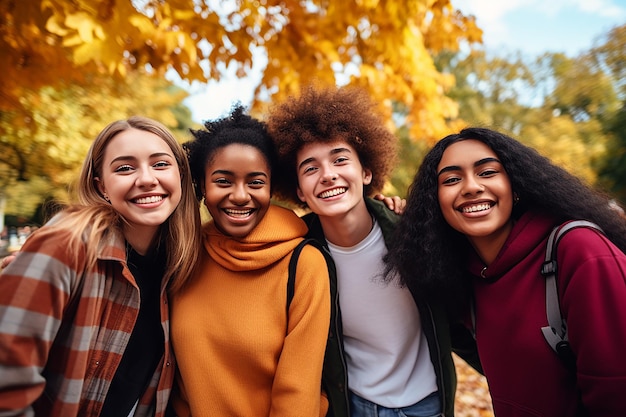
[180, 0, 626, 122]
[457, 0, 626, 56]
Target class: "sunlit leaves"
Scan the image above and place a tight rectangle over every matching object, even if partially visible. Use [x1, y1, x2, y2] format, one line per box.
[436, 37, 622, 199]
[0, 73, 191, 218]
[1, 0, 485, 214]
[1, 0, 482, 144]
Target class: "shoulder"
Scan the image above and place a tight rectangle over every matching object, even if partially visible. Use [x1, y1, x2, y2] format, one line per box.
[293, 240, 328, 265]
[2, 226, 83, 288]
[365, 197, 400, 224]
[301, 211, 327, 242]
[556, 224, 626, 282]
[558, 224, 619, 257]
[18, 223, 80, 258]
[289, 242, 331, 301]
[292, 241, 330, 278]
[267, 204, 307, 229]
[301, 211, 317, 224]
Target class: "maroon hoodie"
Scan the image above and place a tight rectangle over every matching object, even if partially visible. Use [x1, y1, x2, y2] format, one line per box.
[467, 211, 626, 416]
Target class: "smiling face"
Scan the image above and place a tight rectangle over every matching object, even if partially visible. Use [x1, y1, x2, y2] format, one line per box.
[202, 143, 271, 239]
[96, 128, 182, 246]
[295, 140, 372, 220]
[437, 139, 514, 260]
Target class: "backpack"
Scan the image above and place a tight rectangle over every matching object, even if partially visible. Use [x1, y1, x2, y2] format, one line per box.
[539, 220, 604, 372]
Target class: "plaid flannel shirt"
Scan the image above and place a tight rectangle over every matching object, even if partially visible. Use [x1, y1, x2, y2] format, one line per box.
[0, 225, 174, 417]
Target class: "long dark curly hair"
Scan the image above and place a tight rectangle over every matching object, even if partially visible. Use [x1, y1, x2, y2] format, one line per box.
[384, 127, 626, 312]
[267, 84, 398, 206]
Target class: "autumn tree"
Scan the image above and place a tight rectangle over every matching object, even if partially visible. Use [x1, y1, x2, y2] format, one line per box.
[1, 0, 482, 141]
[0, 72, 192, 222]
[435, 49, 537, 133]
[591, 24, 626, 204]
[542, 52, 619, 123]
[433, 47, 618, 187]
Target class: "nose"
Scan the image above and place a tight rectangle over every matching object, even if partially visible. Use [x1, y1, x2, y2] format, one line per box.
[137, 168, 158, 187]
[230, 183, 250, 205]
[320, 166, 337, 183]
[462, 175, 484, 195]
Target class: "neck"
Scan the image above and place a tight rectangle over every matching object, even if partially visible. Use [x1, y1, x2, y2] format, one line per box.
[123, 225, 158, 255]
[468, 220, 514, 265]
[318, 201, 373, 247]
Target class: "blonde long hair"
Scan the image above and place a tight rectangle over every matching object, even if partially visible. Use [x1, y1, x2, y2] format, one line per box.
[35, 116, 201, 290]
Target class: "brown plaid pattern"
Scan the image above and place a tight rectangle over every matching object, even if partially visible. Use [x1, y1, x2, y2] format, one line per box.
[0, 226, 174, 417]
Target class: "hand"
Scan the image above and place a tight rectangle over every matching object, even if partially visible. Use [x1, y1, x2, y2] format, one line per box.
[1, 255, 16, 269]
[373, 194, 406, 215]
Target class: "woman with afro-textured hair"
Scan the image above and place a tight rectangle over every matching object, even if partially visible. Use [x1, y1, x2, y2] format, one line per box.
[168, 104, 331, 417]
[267, 84, 469, 417]
[384, 127, 626, 416]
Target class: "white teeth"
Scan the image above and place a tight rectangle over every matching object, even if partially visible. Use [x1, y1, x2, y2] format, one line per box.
[134, 195, 163, 204]
[225, 209, 252, 217]
[319, 188, 346, 199]
[462, 203, 491, 213]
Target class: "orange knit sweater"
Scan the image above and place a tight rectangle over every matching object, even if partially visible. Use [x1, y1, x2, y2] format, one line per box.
[170, 205, 330, 417]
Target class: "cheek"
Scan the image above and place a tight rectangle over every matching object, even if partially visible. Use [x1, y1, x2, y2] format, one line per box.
[297, 177, 313, 197]
[258, 189, 272, 206]
[438, 189, 459, 227]
[500, 191, 514, 215]
[437, 187, 453, 209]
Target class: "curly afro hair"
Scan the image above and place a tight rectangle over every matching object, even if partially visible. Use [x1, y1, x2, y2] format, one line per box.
[184, 104, 277, 201]
[267, 84, 398, 207]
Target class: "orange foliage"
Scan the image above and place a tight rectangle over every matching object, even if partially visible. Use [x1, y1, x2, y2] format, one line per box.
[1, 0, 482, 142]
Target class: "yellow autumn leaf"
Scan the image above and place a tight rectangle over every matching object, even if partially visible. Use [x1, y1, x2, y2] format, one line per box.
[45, 14, 69, 37]
[64, 12, 100, 43]
[2, 0, 483, 147]
[73, 40, 102, 65]
[129, 15, 156, 35]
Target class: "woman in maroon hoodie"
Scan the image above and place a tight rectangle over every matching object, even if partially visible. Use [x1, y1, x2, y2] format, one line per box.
[385, 127, 626, 417]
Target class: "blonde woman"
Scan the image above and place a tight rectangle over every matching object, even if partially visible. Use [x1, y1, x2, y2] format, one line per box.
[0, 116, 201, 417]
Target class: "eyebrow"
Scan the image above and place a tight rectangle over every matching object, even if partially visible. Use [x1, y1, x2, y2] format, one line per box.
[109, 152, 173, 166]
[211, 169, 269, 178]
[437, 157, 501, 177]
[297, 147, 352, 171]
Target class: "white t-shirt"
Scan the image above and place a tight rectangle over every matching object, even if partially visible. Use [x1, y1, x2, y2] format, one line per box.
[327, 220, 438, 407]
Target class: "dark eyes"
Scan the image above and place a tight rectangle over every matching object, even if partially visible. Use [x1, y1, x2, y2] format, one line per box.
[440, 168, 500, 185]
[441, 176, 460, 185]
[302, 156, 349, 174]
[479, 168, 498, 177]
[113, 160, 172, 173]
[213, 178, 266, 187]
[114, 164, 134, 173]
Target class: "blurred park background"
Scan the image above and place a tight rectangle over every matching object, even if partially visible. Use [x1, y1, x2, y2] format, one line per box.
[1, 2, 625, 413]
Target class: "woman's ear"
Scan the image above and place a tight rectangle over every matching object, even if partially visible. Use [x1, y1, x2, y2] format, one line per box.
[93, 177, 106, 196]
[95, 177, 107, 199]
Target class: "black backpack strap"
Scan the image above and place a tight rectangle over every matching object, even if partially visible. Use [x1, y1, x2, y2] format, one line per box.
[540, 220, 603, 371]
[287, 238, 326, 315]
